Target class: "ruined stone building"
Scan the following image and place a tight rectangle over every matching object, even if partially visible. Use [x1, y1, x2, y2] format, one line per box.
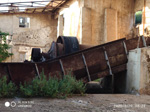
[0, 0, 148, 62]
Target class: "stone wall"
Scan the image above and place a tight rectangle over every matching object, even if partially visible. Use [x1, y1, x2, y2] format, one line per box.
[57, 0, 135, 45]
[140, 48, 150, 94]
[134, 0, 144, 12]
[82, 0, 135, 45]
[0, 13, 57, 62]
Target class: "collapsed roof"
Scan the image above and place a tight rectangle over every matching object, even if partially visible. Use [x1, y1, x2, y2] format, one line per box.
[0, 0, 68, 14]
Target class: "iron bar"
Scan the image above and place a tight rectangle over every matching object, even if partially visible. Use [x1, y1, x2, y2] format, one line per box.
[123, 41, 128, 56]
[142, 35, 147, 47]
[82, 53, 91, 82]
[35, 63, 40, 78]
[103, 47, 113, 75]
[59, 59, 65, 77]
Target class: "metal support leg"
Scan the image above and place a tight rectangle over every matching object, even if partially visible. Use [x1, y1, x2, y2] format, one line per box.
[59, 59, 65, 78]
[142, 35, 147, 47]
[123, 41, 128, 59]
[82, 53, 91, 82]
[123, 41, 128, 55]
[34, 63, 40, 78]
[103, 47, 114, 93]
[103, 47, 113, 75]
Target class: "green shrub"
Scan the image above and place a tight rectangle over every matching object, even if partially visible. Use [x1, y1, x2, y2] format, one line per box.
[20, 72, 86, 98]
[72, 79, 86, 94]
[20, 72, 60, 97]
[0, 75, 17, 97]
[44, 76, 59, 97]
[0, 72, 86, 98]
[58, 73, 86, 97]
[20, 82, 33, 97]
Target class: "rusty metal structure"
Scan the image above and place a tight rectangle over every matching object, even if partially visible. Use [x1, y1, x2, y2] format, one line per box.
[0, 36, 150, 91]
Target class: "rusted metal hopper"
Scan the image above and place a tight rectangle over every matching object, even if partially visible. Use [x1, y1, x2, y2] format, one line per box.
[0, 36, 149, 89]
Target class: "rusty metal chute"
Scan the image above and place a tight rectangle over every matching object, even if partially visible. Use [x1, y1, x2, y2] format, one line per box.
[0, 36, 149, 87]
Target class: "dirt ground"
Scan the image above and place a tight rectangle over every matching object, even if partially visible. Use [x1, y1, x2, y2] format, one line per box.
[0, 94, 150, 112]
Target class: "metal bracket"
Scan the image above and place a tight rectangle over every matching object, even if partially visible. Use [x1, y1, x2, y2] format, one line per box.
[59, 59, 65, 78]
[123, 41, 128, 55]
[142, 35, 147, 47]
[103, 47, 113, 75]
[103, 47, 114, 93]
[137, 36, 147, 48]
[34, 63, 40, 78]
[82, 53, 91, 82]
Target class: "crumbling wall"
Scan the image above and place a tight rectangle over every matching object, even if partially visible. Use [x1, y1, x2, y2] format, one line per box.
[134, 0, 144, 12]
[0, 13, 57, 62]
[82, 0, 135, 45]
[57, 0, 135, 45]
[140, 48, 150, 94]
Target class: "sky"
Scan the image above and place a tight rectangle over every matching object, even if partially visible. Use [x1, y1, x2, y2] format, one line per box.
[0, 0, 50, 12]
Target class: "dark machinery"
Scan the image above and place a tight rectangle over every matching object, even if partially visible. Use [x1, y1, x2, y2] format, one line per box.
[31, 36, 80, 62]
